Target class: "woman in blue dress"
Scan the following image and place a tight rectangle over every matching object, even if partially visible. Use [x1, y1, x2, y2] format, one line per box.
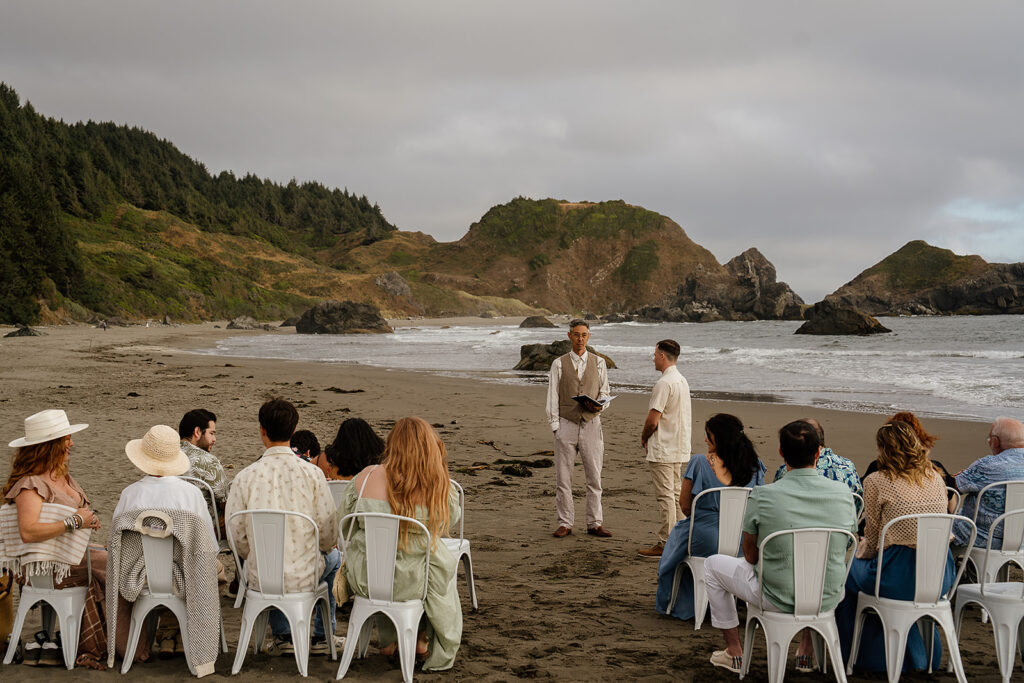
[655, 413, 766, 621]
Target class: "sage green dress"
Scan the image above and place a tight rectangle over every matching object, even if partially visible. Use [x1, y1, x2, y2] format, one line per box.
[338, 482, 462, 671]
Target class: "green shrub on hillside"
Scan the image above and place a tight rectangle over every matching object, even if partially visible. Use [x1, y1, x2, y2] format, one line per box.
[868, 240, 987, 291]
[615, 241, 660, 284]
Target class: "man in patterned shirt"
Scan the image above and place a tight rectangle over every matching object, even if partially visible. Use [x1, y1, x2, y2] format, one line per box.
[772, 417, 863, 498]
[179, 408, 229, 507]
[953, 416, 1024, 548]
[226, 398, 341, 656]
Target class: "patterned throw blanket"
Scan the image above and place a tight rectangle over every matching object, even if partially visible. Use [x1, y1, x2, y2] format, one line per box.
[0, 502, 91, 583]
[107, 508, 219, 677]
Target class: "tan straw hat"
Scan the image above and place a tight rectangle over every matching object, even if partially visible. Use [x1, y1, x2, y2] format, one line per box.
[9, 409, 89, 448]
[125, 425, 191, 476]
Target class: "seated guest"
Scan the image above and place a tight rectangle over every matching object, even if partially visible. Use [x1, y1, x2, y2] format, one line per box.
[953, 416, 1024, 548]
[106, 425, 219, 675]
[290, 430, 321, 462]
[320, 418, 385, 481]
[226, 398, 340, 655]
[2, 409, 123, 669]
[773, 417, 862, 497]
[704, 420, 857, 673]
[178, 409, 228, 509]
[655, 413, 766, 621]
[836, 420, 952, 673]
[339, 416, 461, 670]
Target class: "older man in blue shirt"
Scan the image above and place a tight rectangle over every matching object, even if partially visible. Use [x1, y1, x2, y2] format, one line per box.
[953, 416, 1024, 548]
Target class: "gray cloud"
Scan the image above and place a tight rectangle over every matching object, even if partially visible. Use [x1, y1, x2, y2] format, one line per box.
[3, 1, 1023, 301]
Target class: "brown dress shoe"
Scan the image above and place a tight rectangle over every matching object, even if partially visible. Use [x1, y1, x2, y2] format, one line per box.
[587, 526, 612, 537]
[552, 526, 572, 538]
[637, 542, 664, 557]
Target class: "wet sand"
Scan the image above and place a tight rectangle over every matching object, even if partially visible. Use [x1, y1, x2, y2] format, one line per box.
[0, 322, 1005, 681]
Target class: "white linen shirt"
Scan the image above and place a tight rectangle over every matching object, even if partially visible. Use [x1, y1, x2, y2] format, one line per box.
[113, 475, 218, 545]
[646, 365, 692, 464]
[545, 350, 611, 431]
[225, 446, 339, 593]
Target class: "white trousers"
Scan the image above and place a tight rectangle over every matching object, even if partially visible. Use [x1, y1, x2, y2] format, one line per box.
[554, 416, 603, 529]
[704, 553, 782, 629]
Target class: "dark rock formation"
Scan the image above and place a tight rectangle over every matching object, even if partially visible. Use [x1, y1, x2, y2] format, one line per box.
[828, 241, 1024, 316]
[671, 248, 805, 322]
[375, 271, 412, 299]
[519, 315, 558, 328]
[601, 313, 635, 323]
[514, 340, 617, 371]
[296, 300, 394, 334]
[795, 300, 892, 335]
[227, 316, 261, 330]
[280, 317, 300, 327]
[4, 326, 42, 337]
[583, 312, 599, 320]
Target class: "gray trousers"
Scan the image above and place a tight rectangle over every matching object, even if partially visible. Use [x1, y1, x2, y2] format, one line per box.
[554, 416, 604, 529]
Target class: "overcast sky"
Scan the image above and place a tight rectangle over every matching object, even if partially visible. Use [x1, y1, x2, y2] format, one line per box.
[3, 1, 1023, 301]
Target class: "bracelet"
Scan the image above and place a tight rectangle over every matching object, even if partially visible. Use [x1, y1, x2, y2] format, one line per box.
[63, 517, 75, 532]
[72, 514, 84, 530]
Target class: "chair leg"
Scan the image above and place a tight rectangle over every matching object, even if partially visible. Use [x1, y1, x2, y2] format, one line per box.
[121, 604, 151, 675]
[880, 612, 911, 683]
[232, 606, 258, 675]
[58, 605, 83, 670]
[740, 616, 757, 679]
[986, 611, 1021, 683]
[845, 604, 868, 675]
[336, 603, 372, 679]
[461, 553, 478, 611]
[252, 610, 270, 654]
[819, 623, 849, 683]
[277, 603, 312, 677]
[3, 598, 32, 664]
[666, 563, 684, 615]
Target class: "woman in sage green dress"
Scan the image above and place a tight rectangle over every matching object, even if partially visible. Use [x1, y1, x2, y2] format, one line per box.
[338, 416, 462, 671]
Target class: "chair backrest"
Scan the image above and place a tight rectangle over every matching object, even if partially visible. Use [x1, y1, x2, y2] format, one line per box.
[226, 509, 320, 596]
[876, 513, 976, 604]
[180, 476, 221, 541]
[339, 511, 430, 602]
[971, 481, 1024, 550]
[946, 487, 963, 515]
[851, 492, 866, 525]
[449, 479, 465, 541]
[757, 527, 857, 617]
[978, 509, 1024, 596]
[135, 512, 176, 597]
[327, 480, 351, 509]
[687, 486, 751, 556]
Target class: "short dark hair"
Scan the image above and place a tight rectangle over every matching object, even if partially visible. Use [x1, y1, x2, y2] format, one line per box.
[290, 429, 321, 458]
[778, 420, 821, 468]
[325, 417, 385, 476]
[656, 339, 680, 360]
[259, 398, 299, 442]
[179, 408, 216, 439]
[568, 318, 590, 330]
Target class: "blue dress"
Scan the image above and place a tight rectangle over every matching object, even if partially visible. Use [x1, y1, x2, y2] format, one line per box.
[655, 455, 766, 620]
[836, 546, 956, 672]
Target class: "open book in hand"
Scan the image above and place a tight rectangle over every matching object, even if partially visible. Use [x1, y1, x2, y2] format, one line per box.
[572, 394, 617, 412]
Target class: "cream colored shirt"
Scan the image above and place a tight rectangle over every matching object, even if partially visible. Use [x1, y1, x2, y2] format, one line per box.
[545, 350, 611, 431]
[226, 446, 339, 593]
[646, 365, 692, 463]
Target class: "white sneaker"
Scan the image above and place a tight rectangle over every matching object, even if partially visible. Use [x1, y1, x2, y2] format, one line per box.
[710, 649, 742, 674]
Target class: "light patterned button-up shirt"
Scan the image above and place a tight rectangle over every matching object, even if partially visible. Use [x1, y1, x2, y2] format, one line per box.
[182, 440, 229, 503]
[226, 446, 339, 593]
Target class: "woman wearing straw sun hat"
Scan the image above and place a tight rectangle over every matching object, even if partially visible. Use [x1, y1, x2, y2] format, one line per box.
[2, 409, 113, 668]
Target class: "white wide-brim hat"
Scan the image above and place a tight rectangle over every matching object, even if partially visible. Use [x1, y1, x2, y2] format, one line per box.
[9, 409, 89, 448]
[125, 424, 191, 477]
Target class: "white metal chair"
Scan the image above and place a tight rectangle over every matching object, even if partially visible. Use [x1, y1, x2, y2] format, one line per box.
[946, 487, 963, 515]
[963, 481, 1024, 586]
[2, 552, 92, 670]
[846, 513, 976, 683]
[740, 527, 857, 683]
[442, 479, 477, 611]
[336, 511, 431, 683]
[955, 509, 1024, 683]
[851, 492, 866, 526]
[227, 509, 336, 677]
[120, 512, 207, 675]
[327, 480, 352, 509]
[179, 475, 231, 651]
[666, 486, 751, 629]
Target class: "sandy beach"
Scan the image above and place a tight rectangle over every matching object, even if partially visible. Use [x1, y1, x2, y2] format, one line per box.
[0, 322, 1007, 681]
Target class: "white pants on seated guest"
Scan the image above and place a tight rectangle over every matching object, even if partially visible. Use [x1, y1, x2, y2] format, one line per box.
[704, 554, 784, 629]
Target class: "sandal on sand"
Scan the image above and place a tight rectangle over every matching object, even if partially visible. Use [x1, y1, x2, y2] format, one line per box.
[76, 653, 108, 671]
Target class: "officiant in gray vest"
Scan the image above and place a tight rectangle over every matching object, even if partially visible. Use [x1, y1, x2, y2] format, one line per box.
[546, 319, 612, 538]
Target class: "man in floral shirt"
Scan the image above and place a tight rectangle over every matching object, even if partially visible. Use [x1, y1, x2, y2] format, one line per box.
[772, 417, 862, 498]
[179, 408, 229, 506]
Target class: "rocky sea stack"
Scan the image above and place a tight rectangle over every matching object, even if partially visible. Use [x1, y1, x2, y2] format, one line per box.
[795, 299, 891, 336]
[296, 300, 394, 334]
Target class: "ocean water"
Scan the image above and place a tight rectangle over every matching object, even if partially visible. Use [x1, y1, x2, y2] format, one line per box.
[196, 315, 1024, 422]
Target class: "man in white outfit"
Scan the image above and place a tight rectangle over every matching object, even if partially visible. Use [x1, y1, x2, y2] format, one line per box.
[546, 319, 612, 538]
[638, 339, 691, 557]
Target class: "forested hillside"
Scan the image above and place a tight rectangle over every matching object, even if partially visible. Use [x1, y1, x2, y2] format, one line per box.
[0, 83, 395, 323]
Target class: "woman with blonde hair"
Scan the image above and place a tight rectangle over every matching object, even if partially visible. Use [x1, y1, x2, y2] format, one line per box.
[338, 416, 461, 671]
[836, 420, 953, 674]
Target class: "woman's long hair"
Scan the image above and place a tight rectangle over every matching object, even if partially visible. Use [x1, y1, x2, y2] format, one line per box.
[706, 414, 760, 487]
[889, 411, 939, 449]
[325, 418, 385, 477]
[382, 417, 451, 550]
[2, 437, 69, 497]
[876, 421, 936, 485]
